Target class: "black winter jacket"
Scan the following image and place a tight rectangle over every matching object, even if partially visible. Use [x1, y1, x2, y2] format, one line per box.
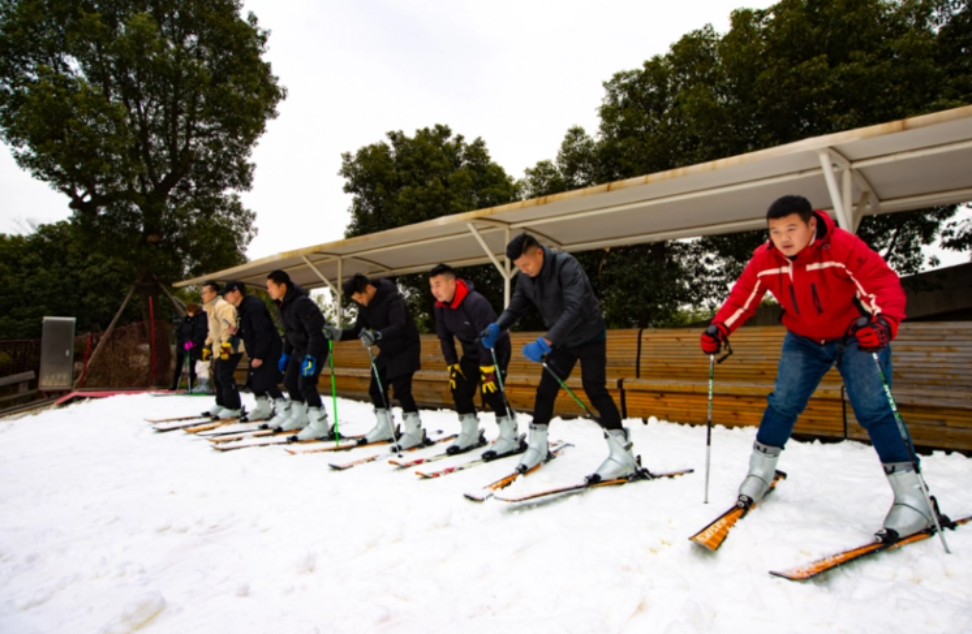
[496, 246, 605, 349]
[434, 279, 509, 366]
[340, 278, 421, 379]
[275, 284, 326, 359]
[237, 295, 283, 362]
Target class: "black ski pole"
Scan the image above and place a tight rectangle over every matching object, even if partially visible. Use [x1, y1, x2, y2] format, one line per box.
[869, 345, 949, 553]
[329, 339, 339, 445]
[366, 343, 401, 455]
[704, 353, 714, 504]
[490, 347, 514, 421]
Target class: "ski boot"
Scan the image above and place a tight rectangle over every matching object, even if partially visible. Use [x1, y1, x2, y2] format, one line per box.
[279, 401, 308, 432]
[243, 396, 273, 422]
[203, 402, 223, 418]
[446, 413, 484, 455]
[738, 440, 782, 507]
[586, 427, 639, 484]
[215, 406, 242, 420]
[516, 424, 549, 474]
[360, 408, 396, 445]
[190, 378, 211, 394]
[263, 400, 292, 430]
[875, 462, 935, 542]
[392, 411, 427, 451]
[482, 414, 521, 461]
[295, 407, 330, 441]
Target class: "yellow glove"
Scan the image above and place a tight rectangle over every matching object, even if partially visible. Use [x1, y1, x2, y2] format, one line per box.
[448, 363, 465, 391]
[201, 346, 212, 362]
[480, 365, 498, 394]
[219, 342, 232, 361]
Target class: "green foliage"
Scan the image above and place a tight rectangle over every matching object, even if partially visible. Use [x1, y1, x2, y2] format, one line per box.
[0, 0, 284, 317]
[521, 0, 972, 326]
[340, 125, 520, 331]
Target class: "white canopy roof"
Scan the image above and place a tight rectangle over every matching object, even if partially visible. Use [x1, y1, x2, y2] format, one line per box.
[176, 104, 972, 308]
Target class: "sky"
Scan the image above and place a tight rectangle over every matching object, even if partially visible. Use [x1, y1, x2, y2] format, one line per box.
[0, 0, 968, 268]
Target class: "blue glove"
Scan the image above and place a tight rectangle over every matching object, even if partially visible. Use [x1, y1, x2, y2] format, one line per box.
[301, 354, 318, 377]
[522, 337, 552, 363]
[480, 323, 500, 349]
[360, 329, 381, 347]
[278, 353, 291, 373]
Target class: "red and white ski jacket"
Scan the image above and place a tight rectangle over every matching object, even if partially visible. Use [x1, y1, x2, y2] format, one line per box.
[713, 212, 906, 344]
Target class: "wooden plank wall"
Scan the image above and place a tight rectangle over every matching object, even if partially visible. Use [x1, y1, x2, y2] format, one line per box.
[237, 323, 972, 452]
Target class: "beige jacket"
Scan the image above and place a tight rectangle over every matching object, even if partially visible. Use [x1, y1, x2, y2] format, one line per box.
[203, 296, 245, 354]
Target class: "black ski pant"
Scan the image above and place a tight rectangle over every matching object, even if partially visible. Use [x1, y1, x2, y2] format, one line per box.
[213, 353, 242, 410]
[531, 338, 621, 430]
[248, 359, 284, 400]
[451, 349, 511, 417]
[369, 367, 418, 414]
[171, 348, 198, 389]
[283, 347, 323, 408]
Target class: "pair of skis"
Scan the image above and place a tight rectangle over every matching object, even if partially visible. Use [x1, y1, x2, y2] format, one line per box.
[689, 472, 969, 581]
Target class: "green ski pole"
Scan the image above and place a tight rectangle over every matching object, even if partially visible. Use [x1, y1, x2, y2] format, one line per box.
[329, 339, 339, 445]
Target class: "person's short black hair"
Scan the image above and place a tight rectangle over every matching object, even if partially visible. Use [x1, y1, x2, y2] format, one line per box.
[220, 280, 246, 295]
[267, 270, 291, 287]
[203, 280, 221, 294]
[429, 263, 456, 279]
[506, 232, 541, 260]
[767, 195, 814, 224]
[342, 273, 371, 298]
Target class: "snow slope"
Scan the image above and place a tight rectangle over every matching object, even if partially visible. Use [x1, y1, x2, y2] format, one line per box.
[1, 394, 970, 634]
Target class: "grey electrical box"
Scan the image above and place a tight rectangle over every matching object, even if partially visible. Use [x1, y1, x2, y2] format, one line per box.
[39, 317, 76, 391]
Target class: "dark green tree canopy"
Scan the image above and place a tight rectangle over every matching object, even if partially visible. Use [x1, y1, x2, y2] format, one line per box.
[0, 0, 284, 318]
[340, 125, 520, 331]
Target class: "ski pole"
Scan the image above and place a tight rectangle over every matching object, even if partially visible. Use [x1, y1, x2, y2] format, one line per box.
[704, 353, 714, 504]
[540, 358, 599, 422]
[490, 347, 514, 421]
[367, 344, 401, 455]
[329, 339, 339, 445]
[870, 348, 950, 553]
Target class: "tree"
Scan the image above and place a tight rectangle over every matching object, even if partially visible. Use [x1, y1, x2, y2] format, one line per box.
[523, 0, 972, 327]
[0, 0, 285, 321]
[340, 125, 520, 330]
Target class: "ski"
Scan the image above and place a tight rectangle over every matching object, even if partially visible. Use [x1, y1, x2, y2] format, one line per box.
[195, 421, 267, 437]
[463, 442, 573, 502]
[770, 514, 971, 581]
[494, 467, 694, 503]
[689, 470, 787, 551]
[211, 433, 326, 452]
[146, 414, 212, 424]
[282, 434, 374, 454]
[387, 432, 488, 468]
[328, 434, 459, 470]
[152, 417, 218, 432]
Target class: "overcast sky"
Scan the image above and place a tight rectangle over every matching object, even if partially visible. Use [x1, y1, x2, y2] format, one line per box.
[1, 0, 968, 268]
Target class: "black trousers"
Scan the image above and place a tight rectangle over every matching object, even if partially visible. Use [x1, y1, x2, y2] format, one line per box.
[283, 347, 324, 408]
[214, 353, 242, 410]
[451, 350, 511, 417]
[368, 366, 417, 414]
[248, 360, 283, 400]
[171, 348, 198, 388]
[532, 338, 621, 430]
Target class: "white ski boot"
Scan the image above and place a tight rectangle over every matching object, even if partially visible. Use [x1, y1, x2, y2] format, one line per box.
[203, 402, 223, 418]
[876, 462, 935, 541]
[279, 401, 308, 432]
[516, 424, 549, 474]
[190, 378, 211, 394]
[482, 414, 521, 460]
[393, 411, 427, 451]
[361, 408, 395, 444]
[215, 406, 242, 420]
[738, 440, 782, 506]
[446, 413, 483, 455]
[587, 427, 639, 484]
[263, 400, 292, 430]
[243, 396, 273, 422]
[296, 407, 330, 441]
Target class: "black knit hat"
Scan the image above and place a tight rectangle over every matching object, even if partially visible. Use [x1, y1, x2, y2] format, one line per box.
[342, 273, 371, 298]
[220, 280, 246, 295]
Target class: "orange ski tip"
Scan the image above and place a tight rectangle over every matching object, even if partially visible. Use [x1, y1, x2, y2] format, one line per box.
[689, 506, 746, 550]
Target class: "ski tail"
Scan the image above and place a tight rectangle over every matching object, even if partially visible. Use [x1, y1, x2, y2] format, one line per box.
[689, 470, 786, 551]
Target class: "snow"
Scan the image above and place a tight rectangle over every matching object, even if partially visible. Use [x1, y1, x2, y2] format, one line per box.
[2, 394, 971, 634]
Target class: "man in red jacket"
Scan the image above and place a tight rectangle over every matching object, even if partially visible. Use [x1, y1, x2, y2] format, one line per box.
[702, 195, 935, 541]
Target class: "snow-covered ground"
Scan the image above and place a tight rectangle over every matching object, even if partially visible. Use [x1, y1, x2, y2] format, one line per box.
[1, 394, 970, 634]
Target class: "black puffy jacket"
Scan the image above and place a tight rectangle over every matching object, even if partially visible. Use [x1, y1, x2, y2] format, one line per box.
[275, 284, 326, 359]
[434, 279, 510, 366]
[340, 278, 421, 379]
[496, 246, 605, 349]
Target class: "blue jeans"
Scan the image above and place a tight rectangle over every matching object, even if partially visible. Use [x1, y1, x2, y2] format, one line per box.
[756, 331, 913, 464]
